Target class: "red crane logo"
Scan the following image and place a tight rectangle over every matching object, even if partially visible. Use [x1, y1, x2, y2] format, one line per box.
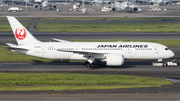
[15, 28, 27, 40]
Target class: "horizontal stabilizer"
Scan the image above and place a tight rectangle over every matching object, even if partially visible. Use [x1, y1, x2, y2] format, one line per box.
[5, 43, 29, 50]
[5, 47, 29, 50]
[6, 43, 17, 47]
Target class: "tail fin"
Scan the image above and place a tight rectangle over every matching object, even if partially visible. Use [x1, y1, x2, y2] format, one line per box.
[7, 16, 41, 45]
[127, 0, 129, 5]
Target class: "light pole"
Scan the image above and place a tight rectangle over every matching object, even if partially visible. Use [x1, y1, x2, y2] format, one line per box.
[26, 0, 27, 11]
[82, 0, 84, 10]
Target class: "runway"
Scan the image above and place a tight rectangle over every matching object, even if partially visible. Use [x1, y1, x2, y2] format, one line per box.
[0, 61, 180, 72]
[0, 32, 180, 45]
[0, 94, 180, 101]
[2, 20, 180, 23]
[0, 59, 180, 78]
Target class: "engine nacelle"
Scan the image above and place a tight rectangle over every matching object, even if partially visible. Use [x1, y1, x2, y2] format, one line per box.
[134, 7, 138, 11]
[35, 5, 38, 8]
[53, 5, 56, 9]
[112, 7, 115, 11]
[104, 54, 124, 66]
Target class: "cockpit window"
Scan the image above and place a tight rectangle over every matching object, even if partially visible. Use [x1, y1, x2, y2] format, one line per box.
[165, 48, 169, 50]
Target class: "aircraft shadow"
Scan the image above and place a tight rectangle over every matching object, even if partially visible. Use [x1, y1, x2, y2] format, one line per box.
[31, 59, 154, 69]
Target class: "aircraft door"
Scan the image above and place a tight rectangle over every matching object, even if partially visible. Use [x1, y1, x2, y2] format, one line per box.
[127, 48, 133, 58]
[128, 48, 132, 53]
[155, 46, 159, 53]
[41, 46, 46, 57]
[33, 46, 41, 57]
[75, 46, 81, 51]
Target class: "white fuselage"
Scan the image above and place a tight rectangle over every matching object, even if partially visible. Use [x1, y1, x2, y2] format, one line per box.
[14, 42, 174, 61]
[42, 0, 49, 7]
[115, 2, 128, 10]
[114, 1, 138, 12]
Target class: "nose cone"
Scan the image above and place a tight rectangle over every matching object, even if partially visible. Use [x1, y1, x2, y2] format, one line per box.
[171, 51, 175, 57]
[168, 50, 175, 58]
[164, 50, 174, 59]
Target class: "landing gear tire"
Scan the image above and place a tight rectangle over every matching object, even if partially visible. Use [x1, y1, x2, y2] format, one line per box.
[86, 62, 91, 68]
[85, 62, 95, 68]
[90, 63, 95, 68]
[163, 64, 167, 66]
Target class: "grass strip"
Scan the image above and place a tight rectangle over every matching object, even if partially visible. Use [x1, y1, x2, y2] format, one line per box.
[0, 73, 173, 85]
[0, 85, 161, 91]
[36, 22, 180, 33]
[1, 39, 180, 62]
[0, 22, 28, 31]
[40, 17, 180, 21]
[0, 73, 172, 91]
[1, 21, 180, 32]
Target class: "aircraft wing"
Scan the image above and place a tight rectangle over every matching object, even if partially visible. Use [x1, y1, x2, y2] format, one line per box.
[52, 38, 71, 43]
[129, 5, 139, 8]
[57, 49, 107, 55]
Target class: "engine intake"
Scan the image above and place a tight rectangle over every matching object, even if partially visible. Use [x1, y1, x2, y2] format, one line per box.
[134, 7, 138, 11]
[112, 7, 115, 11]
[35, 5, 38, 8]
[53, 5, 56, 9]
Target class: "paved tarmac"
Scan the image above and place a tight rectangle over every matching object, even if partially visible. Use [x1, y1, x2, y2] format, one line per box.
[0, 94, 180, 101]
[2, 19, 180, 23]
[0, 5, 180, 17]
[1, 4, 180, 100]
[0, 60, 180, 77]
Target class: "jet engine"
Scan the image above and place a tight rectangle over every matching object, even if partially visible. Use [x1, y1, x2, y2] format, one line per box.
[104, 54, 124, 66]
[35, 5, 38, 8]
[133, 7, 138, 11]
[112, 7, 116, 11]
[53, 5, 56, 9]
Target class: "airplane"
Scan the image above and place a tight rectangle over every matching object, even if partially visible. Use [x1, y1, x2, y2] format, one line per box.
[6, 16, 174, 68]
[34, 0, 56, 9]
[111, 0, 140, 12]
[148, 0, 166, 12]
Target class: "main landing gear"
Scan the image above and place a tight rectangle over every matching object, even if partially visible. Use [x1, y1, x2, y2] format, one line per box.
[85, 56, 95, 68]
[85, 61, 95, 68]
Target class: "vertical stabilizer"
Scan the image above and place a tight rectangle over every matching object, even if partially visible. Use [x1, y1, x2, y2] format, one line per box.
[127, 0, 129, 5]
[7, 16, 41, 45]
